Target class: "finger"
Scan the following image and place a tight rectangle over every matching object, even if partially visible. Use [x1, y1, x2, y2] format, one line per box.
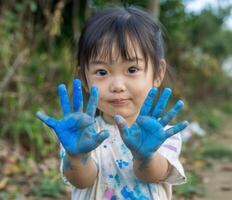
[95, 130, 110, 144]
[165, 121, 189, 138]
[152, 88, 172, 118]
[73, 79, 83, 112]
[58, 84, 72, 116]
[36, 111, 57, 128]
[139, 88, 157, 116]
[159, 100, 184, 127]
[86, 86, 99, 117]
[136, 116, 161, 132]
[114, 114, 130, 138]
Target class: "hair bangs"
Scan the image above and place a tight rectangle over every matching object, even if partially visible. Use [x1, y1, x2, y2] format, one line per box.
[87, 22, 149, 68]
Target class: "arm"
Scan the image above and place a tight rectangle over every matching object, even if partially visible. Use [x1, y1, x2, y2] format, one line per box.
[114, 88, 187, 183]
[133, 153, 170, 183]
[63, 153, 98, 188]
[36, 79, 109, 188]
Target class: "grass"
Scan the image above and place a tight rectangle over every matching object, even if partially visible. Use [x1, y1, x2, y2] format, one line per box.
[202, 142, 232, 159]
[174, 172, 204, 198]
[30, 178, 67, 198]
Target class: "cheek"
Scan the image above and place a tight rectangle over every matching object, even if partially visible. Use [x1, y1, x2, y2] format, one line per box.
[131, 81, 153, 101]
[85, 75, 101, 92]
[93, 82, 108, 101]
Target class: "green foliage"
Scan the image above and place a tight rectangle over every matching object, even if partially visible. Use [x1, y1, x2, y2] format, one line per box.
[190, 104, 226, 131]
[0, 34, 73, 157]
[222, 101, 232, 114]
[174, 172, 204, 198]
[206, 113, 224, 130]
[187, 8, 232, 59]
[0, 1, 73, 157]
[31, 179, 66, 198]
[202, 142, 232, 159]
[160, 0, 232, 107]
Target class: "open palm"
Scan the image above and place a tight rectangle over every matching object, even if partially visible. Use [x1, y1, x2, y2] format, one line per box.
[114, 88, 188, 160]
[36, 79, 109, 156]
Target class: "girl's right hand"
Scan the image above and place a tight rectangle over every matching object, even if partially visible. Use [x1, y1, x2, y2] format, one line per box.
[36, 79, 109, 157]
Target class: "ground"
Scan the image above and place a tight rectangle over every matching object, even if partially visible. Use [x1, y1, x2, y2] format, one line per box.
[194, 116, 232, 200]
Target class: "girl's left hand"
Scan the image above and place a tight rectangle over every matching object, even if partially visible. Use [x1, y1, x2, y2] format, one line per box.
[114, 88, 188, 161]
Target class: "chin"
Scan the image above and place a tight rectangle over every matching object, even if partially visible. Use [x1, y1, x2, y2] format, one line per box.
[115, 110, 137, 120]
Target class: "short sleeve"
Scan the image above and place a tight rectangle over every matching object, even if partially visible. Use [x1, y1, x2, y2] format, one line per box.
[157, 131, 186, 185]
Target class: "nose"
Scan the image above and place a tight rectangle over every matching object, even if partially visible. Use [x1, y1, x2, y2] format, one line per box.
[109, 77, 126, 93]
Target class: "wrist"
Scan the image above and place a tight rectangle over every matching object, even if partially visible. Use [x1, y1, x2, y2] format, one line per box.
[133, 153, 170, 182]
[63, 152, 91, 171]
[67, 152, 90, 164]
[133, 152, 155, 171]
[132, 151, 154, 163]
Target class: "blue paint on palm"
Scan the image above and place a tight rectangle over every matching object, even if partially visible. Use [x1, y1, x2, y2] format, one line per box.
[36, 79, 109, 156]
[114, 88, 188, 161]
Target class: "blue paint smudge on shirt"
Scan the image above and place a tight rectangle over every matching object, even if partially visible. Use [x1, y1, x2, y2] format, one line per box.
[116, 159, 129, 169]
[121, 185, 150, 200]
[111, 195, 117, 200]
[121, 186, 137, 200]
[109, 174, 120, 186]
[115, 174, 120, 186]
[133, 179, 150, 200]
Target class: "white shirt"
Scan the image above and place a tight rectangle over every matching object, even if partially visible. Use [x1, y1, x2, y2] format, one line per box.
[60, 116, 186, 200]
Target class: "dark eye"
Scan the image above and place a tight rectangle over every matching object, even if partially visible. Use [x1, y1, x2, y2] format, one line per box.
[128, 66, 139, 74]
[96, 69, 107, 76]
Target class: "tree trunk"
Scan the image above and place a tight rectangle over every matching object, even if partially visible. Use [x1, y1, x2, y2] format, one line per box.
[72, 0, 80, 41]
[148, 0, 160, 19]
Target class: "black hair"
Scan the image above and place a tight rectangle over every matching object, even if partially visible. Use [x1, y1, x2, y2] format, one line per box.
[77, 5, 165, 86]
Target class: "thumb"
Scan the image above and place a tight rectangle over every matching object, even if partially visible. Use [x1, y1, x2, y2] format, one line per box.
[36, 111, 57, 128]
[95, 130, 110, 144]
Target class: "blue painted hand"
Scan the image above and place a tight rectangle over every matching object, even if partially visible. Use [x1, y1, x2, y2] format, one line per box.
[36, 79, 109, 156]
[114, 88, 188, 161]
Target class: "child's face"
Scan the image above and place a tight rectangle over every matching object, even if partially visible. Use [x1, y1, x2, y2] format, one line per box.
[85, 45, 165, 126]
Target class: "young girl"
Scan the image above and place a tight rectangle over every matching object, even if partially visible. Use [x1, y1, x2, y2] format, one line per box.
[37, 5, 188, 200]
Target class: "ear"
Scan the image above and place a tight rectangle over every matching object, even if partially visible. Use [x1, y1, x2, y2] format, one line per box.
[153, 59, 166, 87]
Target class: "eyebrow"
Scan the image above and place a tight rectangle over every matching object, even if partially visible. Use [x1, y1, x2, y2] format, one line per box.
[89, 57, 144, 65]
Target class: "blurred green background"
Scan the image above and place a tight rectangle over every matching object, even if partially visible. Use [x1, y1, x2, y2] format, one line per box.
[0, 0, 232, 199]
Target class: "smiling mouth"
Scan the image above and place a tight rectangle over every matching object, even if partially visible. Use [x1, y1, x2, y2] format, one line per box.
[109, 99, 130, 105]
